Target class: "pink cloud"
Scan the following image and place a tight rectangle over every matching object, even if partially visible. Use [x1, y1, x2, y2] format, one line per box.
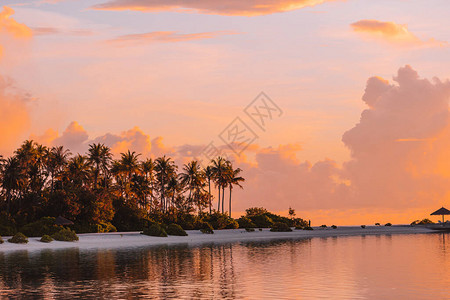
[92, 0, 338, 16]
[108, 31, 239, 45]
[351, 19, 446, 47]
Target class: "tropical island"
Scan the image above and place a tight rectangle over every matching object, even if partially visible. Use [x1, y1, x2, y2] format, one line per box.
[0, 140, 312, 246]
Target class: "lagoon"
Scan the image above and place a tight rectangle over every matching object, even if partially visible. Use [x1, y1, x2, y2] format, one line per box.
[1, 232, 449, 299]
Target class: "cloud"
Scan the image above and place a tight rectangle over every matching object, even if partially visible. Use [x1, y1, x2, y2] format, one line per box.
[35, 124, 175, 158]
[342, 65, 450, 209]
[350, 19, 446, 47]
[51, 121, 89, 153]
[0, 7, 33, 155]
[108, 30, 238, 45]
[0, 6, 33, 39]
[0, 76, 32, 155]
[32, 27, 94, 36]
[92, 0, 337, 16]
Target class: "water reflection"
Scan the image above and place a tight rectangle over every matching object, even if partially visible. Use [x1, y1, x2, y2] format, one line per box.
[1, 234, 450, 299]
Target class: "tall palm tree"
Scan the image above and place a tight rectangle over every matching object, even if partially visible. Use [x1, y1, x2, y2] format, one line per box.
[1, 157, 25, 214]
[180, 160, 202, 204]
[47, 146, 71, 193]
[211, 157, 227, 213]
[227, 166, 244, 218]
[167, 174, 179, 211]
[119, 151, 141, 179]
[155, 156, 177, 212]
[141, 158, 155, 208]
[204, 166, 213, 214]
[117, 151, 141, 201]
[87, 143, 112, 189]
[66, 155, 91, 187]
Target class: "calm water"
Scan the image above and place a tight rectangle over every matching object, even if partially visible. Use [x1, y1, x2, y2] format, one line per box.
[1, 233, 449, 299]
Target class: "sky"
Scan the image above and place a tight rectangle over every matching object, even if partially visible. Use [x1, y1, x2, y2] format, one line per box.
[1, 0, 450, 225]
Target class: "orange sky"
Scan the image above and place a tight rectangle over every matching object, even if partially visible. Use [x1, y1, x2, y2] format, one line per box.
[1, 1, 450, 225]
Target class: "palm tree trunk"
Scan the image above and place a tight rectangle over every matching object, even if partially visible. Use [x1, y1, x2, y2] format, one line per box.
[229, 186, 232, 218]
[208, 179, 211, 214]
[222, 186, 225, 214]
[217, 187, 220, 212]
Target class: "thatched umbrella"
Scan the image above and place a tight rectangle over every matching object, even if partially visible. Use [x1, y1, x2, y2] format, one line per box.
[55, 216, 74, 226]
[430, 207, 450, 223]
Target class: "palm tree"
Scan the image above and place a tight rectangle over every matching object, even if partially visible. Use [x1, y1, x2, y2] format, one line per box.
[119, 151, 141, 179]
[155, 156, 177, 212]
[180, 160, 202, 204]
[141, 158, 155, 208]
[66, 155, 91, 187]
[1, 157, 25, 214]
[227, 166, 244, 218]
[117, 151, 141, 201]
[47, 146, 71, 193]
[167, 174, 179, 211]
[131, 173, 150, 210]
[87, 143, 112, 189]
[211, 157, 227, 213]
[204, 166, 213, 214]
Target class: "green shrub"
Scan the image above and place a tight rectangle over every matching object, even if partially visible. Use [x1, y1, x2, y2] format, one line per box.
[331, 225, 337, 229]
[258, 228, 262, 231]
[0, 236, 3, 244]
[385, 223, 392, 226]
[200, 222, 214, 234]
[411, 219, 434, 225]
[245, 207, 269, 217]
[238, 217, 256, 228]
[52, 228, 79, 242]
[375, 223, 380, 226]
[245, 228, 255, 232]
[251, 215, 273, 228]
[320, 225, 327, 228]
[205, 212, 239, 230]
[142, 224, 167, 237]
[295, 226, 304, 230]
[225, 218, 239, 229]
[8, 232, 28, 244]
[303, 226, 313, 230]
[270, 222, 292, 232]
[166, 224, 188, 236]
[40, 235, 53, 243]
[361, 225, 366, 228]
[20, 217, 63, 237]
[172, 213, 199, 230]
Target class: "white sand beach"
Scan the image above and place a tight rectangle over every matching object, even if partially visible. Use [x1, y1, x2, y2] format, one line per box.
[0, 225, 437, 252]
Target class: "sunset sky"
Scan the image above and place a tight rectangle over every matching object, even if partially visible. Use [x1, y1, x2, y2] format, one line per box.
[1, 0, 450, 225]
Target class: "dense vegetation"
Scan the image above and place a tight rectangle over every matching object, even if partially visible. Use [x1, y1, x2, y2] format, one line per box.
[411, 219, 434, 225]
[0, 141, 310, 237]
[270, 222, 292, 232]
[0, 141, 248, 235]
[237, 207, 308, 229]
